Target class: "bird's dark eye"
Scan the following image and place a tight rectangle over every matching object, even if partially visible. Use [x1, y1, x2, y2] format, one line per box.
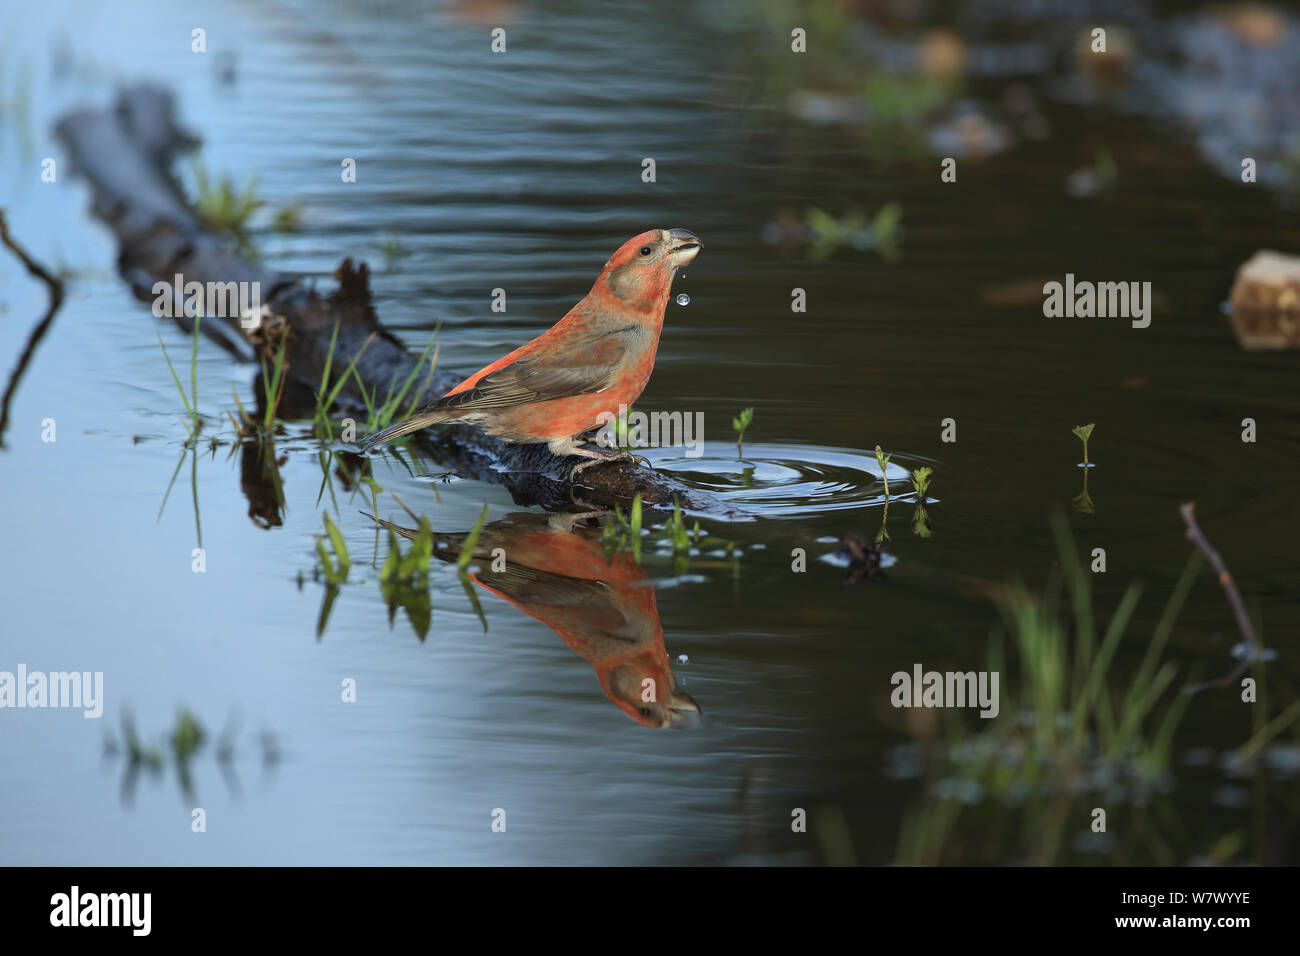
[638, 246, 652, 257]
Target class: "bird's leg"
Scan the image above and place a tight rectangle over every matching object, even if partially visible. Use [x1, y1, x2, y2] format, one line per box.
[565, 445, 651, 481]
[548, 506, 608, 532]
[547, 435, 650, 482]
[565, 485, 611, 518]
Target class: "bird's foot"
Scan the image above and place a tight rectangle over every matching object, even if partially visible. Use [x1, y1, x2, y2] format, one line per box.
[567, 449, 650, 481]
[565, 486, 607, 515]
[549, 506, 608, 532]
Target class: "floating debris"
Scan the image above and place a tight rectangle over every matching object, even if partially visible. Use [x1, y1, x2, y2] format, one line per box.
[1227, 250, 1300, 349]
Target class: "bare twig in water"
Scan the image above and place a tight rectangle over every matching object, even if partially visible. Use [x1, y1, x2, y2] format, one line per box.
[0, 210, 66, 449]
[1179, 501, 1264, 694]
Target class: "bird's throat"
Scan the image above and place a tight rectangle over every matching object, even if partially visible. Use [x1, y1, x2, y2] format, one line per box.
[602, 264, 675, 317]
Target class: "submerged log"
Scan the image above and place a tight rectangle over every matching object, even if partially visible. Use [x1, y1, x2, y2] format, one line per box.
[55, 85, 742, 516]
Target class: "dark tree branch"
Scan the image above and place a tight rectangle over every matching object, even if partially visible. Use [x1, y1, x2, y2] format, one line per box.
[1179, 501, 1265, 694]
[0, 210, 66, 449]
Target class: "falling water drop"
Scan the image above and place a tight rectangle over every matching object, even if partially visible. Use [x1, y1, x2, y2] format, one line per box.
[676, 293, 690, 306]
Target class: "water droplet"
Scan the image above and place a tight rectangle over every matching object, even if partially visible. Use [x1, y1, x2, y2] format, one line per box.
[676, 293, 690, 306]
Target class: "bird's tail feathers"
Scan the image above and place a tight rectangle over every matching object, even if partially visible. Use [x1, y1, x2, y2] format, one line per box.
[358, 409, 454, 452]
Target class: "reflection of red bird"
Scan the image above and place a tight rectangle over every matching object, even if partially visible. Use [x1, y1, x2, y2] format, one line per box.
[376, 512, 700, 727]
[360, 229, 702, 478]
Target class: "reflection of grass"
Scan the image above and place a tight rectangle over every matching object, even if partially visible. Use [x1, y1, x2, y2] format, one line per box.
[155, 317, 207, 544]
[601, 495, 739, 578]
[105, 708, 280, 805]
[118, 710, 164, 769]
[377, 512, 434, 640]
[314, 511, 351, 637]
[364, 503, 488, 639]
[457, 504, 490, 573]
[629, 495, 643, 565]
[456, 504, 491, 632]
[911, 502, 932, 538]
[157, 440, 204, 547]
[910, 467, 934, 538]
[665, 500, 693, 577]
[898, 515, 1202, 865]
[1073, 467, 1095, 514]
[316, 512, 351, 585]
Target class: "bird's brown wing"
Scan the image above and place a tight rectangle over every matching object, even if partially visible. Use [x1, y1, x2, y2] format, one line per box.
[433, 326, 637, 412]
[478, 563, 617, 609]
[474, 564, 640, 641]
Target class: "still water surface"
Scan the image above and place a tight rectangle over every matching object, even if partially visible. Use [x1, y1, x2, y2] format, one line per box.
[1, 0, 1297, 864]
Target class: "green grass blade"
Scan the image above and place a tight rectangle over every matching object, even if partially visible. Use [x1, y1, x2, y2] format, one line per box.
[323, 511, 350, 578]
[457, 504, 491, 572]
[157, 331, 195, 422]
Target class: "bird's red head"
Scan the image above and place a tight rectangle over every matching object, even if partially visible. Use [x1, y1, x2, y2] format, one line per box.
[594, 228, 702, 313]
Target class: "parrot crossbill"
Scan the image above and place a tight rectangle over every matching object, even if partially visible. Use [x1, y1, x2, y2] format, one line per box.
[358, 228, 702, 479]
[369, 511, 701, 728]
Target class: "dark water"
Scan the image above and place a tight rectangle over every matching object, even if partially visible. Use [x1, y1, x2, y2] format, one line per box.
[1, 0, 1297, 864]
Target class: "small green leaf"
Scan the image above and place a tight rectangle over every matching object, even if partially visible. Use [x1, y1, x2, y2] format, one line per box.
[911, 466, 932, 498]
[630, 495, 643, 564]
[458, 504, 491, 572]
[316, 535, 336, 582]
[322, 512, 350, 579]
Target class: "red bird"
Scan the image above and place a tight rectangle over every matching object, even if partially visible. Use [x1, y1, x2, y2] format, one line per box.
[450, 513, 701, 728]
[359, 228, 702, 477]
[369, 511, 702, 728]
